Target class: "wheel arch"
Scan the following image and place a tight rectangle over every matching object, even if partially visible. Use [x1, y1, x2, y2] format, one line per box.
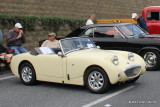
[18, 60, 37, 85]
[18, 60, 34, 75]
[138, 47, 160, 71]
[83, 65, 110, 85]
[138, 47, 160, 55]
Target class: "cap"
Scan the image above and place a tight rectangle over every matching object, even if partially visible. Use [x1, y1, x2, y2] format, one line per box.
[15, 23, 23, 28]
[48, 32, 56, 37]
[132, 13, 137, 19]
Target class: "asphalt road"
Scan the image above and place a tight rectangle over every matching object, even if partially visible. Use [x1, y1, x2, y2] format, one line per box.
[0, 69, 159, 107]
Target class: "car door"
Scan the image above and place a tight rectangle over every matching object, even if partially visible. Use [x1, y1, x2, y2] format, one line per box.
[81, 26, 128, 51]
[35, 54, 64, 78]
[144, 10, 160, 34]
[127, 37, 160, 53]
[126, 38, 145, 53]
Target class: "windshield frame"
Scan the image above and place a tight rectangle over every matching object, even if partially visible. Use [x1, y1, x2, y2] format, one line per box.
[59, 37, 97, 55]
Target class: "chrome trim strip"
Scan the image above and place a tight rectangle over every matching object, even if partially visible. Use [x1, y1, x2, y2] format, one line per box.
[125, 64, 140, 71]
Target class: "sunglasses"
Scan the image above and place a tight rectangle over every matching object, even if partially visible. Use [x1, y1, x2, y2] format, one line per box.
[49, 35, 55, 37]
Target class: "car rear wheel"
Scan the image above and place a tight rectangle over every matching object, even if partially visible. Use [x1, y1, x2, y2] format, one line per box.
[19, 63, 36, 85]
[84, 67, 110, 94]
[141, 50, 160, 71]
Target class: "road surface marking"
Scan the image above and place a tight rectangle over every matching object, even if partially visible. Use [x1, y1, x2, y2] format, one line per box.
[0, 76, 16, 81]
[82, 86, 135, 107]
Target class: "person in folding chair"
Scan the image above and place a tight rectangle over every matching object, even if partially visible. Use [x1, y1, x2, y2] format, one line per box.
[0, 43, 13, 68]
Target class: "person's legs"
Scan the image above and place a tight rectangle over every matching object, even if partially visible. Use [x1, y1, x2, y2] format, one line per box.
[4, 55, 11, 64]
[18, 46, 28, 53]
[10, 46, 20, 54]
[0, 54, 11, 70]
[4, 55, 12, 69]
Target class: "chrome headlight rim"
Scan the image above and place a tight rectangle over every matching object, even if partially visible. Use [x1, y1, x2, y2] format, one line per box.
[112, 55, 119, 65]
[128, 52, 134, 61]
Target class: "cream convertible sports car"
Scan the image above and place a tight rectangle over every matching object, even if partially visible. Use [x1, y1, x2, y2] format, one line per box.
[11, 37, 146, 93]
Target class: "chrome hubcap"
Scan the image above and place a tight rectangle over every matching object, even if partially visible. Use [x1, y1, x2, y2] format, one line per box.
[144, 52, 157, 68]
[88, 71, 104, 90]
[21, 67, 32, 82]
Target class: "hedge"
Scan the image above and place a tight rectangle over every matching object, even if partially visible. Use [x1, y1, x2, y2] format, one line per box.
[0, 14, 86, 33]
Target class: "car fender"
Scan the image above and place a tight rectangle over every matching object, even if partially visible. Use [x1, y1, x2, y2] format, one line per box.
[138, 46, 160, 54]
[83, 61, 122, 85]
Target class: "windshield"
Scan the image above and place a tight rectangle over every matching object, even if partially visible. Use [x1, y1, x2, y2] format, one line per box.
[60, 37, 96, 54]
[118, 24, 147, 37]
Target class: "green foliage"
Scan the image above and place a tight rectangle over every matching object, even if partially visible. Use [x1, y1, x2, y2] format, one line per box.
[41, 16, 65, 33]
[64, 17, 86, 30]
[0, 14, 86, 32]
[41, 16, 86, 33]
[0, 14, 39, 31]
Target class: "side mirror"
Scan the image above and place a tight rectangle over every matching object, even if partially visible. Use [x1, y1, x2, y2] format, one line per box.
[97, 46, 100, 49]
[58, 52, 64, 57]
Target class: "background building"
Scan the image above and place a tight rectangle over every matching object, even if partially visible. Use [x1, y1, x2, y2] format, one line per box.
[0, 0, 159, 19]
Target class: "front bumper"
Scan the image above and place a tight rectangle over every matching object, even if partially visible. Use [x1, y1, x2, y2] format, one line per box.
[118, 65, 142, 82]
[124, 65, 141, 77]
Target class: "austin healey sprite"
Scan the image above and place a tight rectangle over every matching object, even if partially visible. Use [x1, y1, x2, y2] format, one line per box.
[11, 37, 146, 93]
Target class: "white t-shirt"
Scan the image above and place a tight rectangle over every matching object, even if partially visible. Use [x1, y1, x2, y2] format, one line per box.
[86, 19, 94, 25]
[41, 40, 60, 48]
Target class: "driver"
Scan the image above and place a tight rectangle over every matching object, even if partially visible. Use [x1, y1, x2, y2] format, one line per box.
[41, 32, 60, 48]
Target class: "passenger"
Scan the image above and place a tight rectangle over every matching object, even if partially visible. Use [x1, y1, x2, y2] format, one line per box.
[41, 32, 60, 48]
[86, 14, 96, 25]
[132, 13, 148, 32]
[6, 23, 28, 54]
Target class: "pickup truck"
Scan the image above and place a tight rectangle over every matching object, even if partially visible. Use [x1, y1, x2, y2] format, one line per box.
[97, 6, 160, 34]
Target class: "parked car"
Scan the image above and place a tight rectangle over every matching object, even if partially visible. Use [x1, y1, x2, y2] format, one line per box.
[11, 37, 146, 94]
[66, 23, 160, 71]
[142, 6, 160, 34]
[97, 6, 160, 34]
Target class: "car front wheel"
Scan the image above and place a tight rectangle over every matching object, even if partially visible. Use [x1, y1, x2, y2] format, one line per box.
[19, 63, 36, 85]
[141, 50, 160, 71]
[84, 67, 110, 94]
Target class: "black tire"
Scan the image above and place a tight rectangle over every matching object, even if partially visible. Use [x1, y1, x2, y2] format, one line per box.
[19, 63, 36, 85]
[84, 67, 110, 94]
[127, 75, 140, 83]
[141, 50, 160, 71]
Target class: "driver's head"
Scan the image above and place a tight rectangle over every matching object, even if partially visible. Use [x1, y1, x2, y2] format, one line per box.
[48, 32, 56, 41]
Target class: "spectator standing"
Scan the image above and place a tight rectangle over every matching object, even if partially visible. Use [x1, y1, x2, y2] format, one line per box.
[132, 13, 148, 32]
[6, 23, 28, 54]
[86, 14, 96, 25]
[41, 32, 60, 48]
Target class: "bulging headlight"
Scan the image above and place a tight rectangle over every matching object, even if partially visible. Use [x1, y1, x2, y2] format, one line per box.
[112, 55, 119, 65]
[128, 52, 134, 61]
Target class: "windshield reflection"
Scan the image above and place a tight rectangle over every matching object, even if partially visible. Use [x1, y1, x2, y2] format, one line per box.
[60, 37, 96, 54]
[118, 24, 147, 37]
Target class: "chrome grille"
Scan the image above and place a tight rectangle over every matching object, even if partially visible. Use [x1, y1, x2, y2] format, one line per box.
[125, 65, 141, 77]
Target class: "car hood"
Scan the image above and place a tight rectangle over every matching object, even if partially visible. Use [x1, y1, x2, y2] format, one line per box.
[144, 34, 160, 39]
[67, 48, 131, 59]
